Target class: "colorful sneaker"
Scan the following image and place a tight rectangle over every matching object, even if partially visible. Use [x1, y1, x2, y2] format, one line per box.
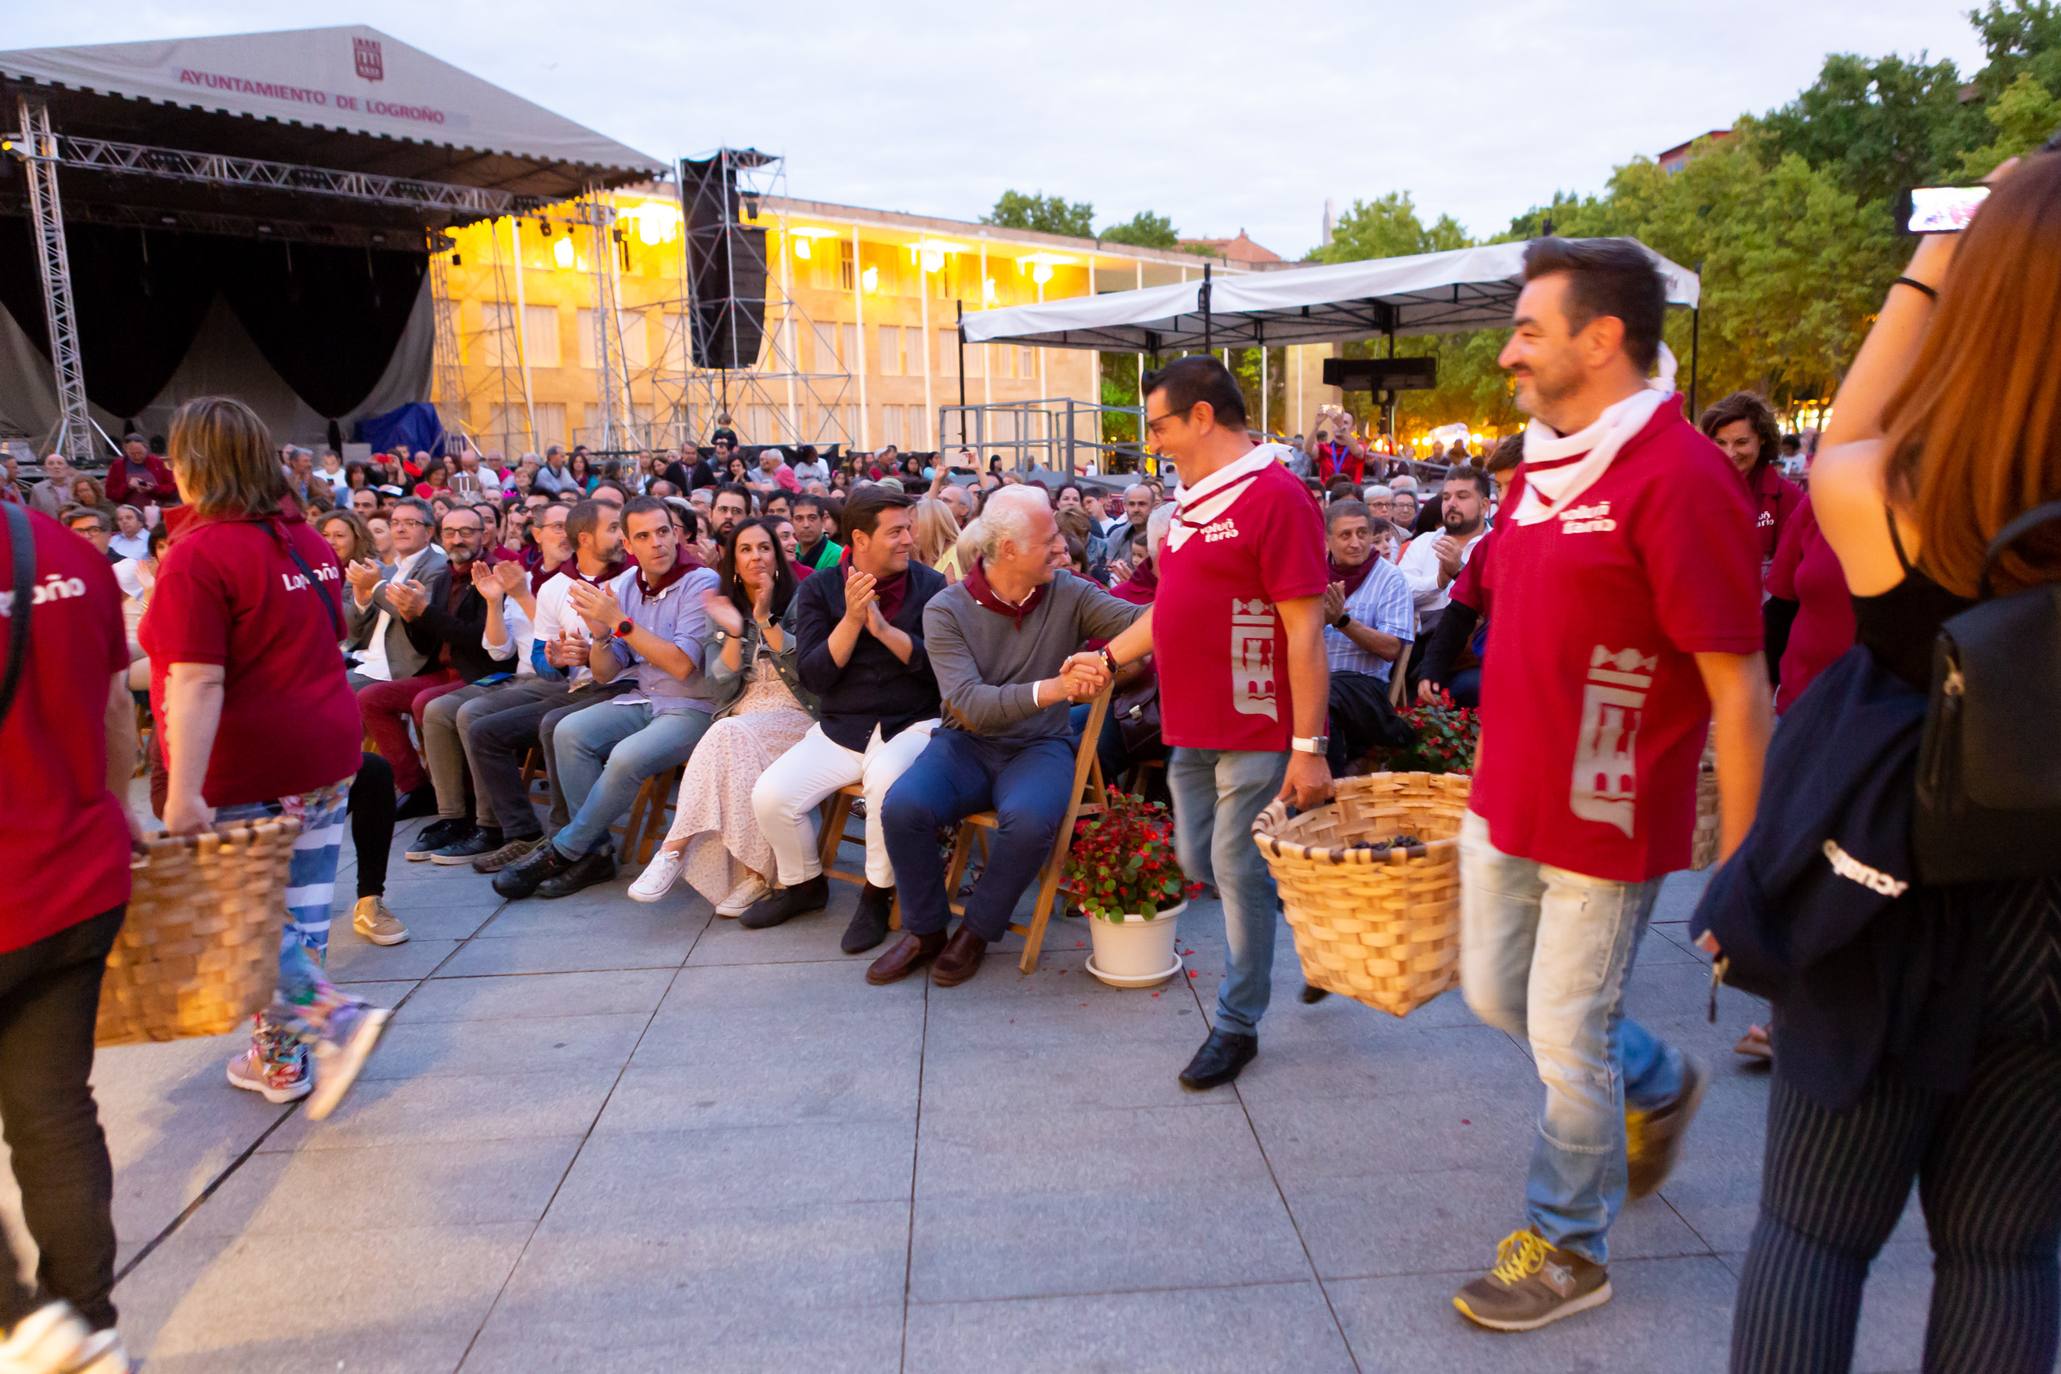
[470, 834, 542, 875]
[306, 1002, 391, 1122]
[1627, 1056, 1708, 1199]
[1452, 1229, 1612, 1332]
[351, 896, 410, 946]
[628, 846, 686, 903]
[226, 1020, 311, 1104]
[714, 873, 771, 918]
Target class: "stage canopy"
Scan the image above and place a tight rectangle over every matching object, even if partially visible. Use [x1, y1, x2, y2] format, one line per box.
[960, 240, 1701, 353]
[0, 25, 663, 449]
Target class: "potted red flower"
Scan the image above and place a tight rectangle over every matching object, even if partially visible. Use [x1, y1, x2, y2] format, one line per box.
[1372, 689, 1481, 776]
[1062, 787, 1195, 987]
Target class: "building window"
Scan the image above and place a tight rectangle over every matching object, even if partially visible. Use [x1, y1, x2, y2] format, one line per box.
[812, 321, 839, 370]
[1019, 345, 1037, 381]
[840, 324, 858, 373]
[965, 343, 984, 380]
[878, 325, 902, 376]
[476, 301, 517, 368]
[531, 402, 567, 450]
[907, 404, 929, 448]
[936, 329, 957, 377]
[524, 305, 561, 368]
[839, 239, 855, 292]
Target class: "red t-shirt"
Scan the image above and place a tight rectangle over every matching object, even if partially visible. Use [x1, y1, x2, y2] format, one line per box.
[1, 508, 132, 952]
[1766, 495, 1855, 715]
[140, 506, 361, 806]
[1748, 463, 1803, 574]
[1155, 453, 1329, 752]
[1470, 407, 1762, 881]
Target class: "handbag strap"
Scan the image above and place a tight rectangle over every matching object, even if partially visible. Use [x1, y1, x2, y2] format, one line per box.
[0, 501, 32, 729]
[1979, 498, 2061, 598]
[265, 521, 344, 639]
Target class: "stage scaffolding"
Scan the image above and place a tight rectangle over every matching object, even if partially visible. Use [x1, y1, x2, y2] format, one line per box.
[643, 148, 852, 451]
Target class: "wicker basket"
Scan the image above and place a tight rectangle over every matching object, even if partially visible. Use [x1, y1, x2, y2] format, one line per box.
[96, 817, 300, 1047]
[1690, 730, 1719, 871]
[1252, 772, 1471, 1018]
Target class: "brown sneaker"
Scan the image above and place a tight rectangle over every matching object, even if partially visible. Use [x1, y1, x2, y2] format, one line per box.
[1627, 1056, 1708, 1199]
[350, 897, 410, 946]
[470, 834, 542, 875]
[1452, 1229, 1612, 1332]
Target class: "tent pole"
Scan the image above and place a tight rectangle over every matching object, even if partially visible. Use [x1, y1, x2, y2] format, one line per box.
[1689, 303, 1701, 418]
[956, 300, 967, 414]
[1202, 262, 1213, 352]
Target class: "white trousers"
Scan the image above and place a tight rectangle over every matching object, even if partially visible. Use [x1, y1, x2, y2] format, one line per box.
[752, 719, 939, 887]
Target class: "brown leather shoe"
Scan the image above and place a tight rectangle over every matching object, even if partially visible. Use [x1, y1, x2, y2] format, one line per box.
[866, 930, 948, 986]
[929, 927, 989, 987]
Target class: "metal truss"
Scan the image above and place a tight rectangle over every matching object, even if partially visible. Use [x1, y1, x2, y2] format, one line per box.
[584, 195, 632, 452]
[643, 149, 853, 451]
[0, 193, 418, 249]
[12, 97, 96, 465]
[0, 126, 530, 220]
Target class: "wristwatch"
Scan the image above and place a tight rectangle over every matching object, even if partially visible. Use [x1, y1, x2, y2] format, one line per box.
[614, 618, 635, 640]
[1333, 612, 1352, 630]
[1291, 735, 1329, 755]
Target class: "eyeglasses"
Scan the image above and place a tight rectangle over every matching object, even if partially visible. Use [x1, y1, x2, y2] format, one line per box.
[389, 516, 429, 529]
[1144, 403, 1193, 438]
[538, 519, 567, 530]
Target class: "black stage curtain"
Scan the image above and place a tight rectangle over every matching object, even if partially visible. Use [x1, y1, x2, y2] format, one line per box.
[0, 221, 426, 420]
[216, 240, 426, 418]
[0, 219, 217, 417]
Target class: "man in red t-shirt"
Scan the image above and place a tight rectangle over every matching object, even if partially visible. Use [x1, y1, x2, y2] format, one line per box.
[1088, 357, 1331, 1092]
[1450, 240, 1772, 1333]
[0, 505, 141, 1362]
[104, 433, 177, 508]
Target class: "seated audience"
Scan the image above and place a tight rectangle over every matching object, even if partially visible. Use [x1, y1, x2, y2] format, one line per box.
[1320, 500, 1416, 773]
[629, 519, 818, 913]
[745, 487, 946, 951]
[866, 487, 1141, 988]
[494, 496, 721, 899]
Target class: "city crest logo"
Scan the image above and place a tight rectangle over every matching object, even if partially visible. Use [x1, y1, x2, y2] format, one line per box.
[353, 37, 385, 83]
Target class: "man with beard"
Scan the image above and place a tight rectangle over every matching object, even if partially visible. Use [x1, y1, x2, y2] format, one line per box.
[710, 483, 753, 543]
[1319, 499, 1416, 774]
[1396, 466, 1491, 638]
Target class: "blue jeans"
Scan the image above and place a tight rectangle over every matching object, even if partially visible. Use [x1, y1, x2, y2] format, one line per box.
[1457, 811, 1684, 1265]
[1167, 747, 1288, 1038]
[882, 729, 1076, 942]
[551, 702, 713, 859]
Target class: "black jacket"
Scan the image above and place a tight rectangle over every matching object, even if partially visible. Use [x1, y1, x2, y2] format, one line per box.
[1690, 647, 1981, 1111]
[403, 563, 505, 684]
[794, 560, 944, 751]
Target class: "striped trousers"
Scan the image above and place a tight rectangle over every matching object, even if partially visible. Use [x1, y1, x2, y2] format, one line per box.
[216, 779, 360, 1045]
[1731, 878, 2061, 1373]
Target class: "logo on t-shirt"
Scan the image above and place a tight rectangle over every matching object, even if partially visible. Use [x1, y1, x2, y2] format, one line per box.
[0, 572, 90, 615]
[1571, 645, 1656, 836]
[1558, 501, 1617, 535]
[1230, 598, 1278, 720]
[1201, 518, 1241, 544]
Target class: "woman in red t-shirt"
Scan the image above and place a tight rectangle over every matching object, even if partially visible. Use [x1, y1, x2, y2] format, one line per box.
[142, 397, 389, 1120]
[1700, 391, 1803, 581]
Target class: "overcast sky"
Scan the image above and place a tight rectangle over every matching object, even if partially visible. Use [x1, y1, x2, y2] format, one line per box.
[15, 1, 1990, 257]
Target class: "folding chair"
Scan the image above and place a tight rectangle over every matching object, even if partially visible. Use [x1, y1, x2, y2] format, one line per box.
[1388, 638, 1414, 708]
[818, 784, 900, 931]
[938, 685, 1112, 974]
[616, 764, 683, 867]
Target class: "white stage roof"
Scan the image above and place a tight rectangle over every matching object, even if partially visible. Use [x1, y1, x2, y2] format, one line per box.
[961, 240, 1701, 352]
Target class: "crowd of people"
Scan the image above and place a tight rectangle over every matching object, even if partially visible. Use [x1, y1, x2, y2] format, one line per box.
[3, 149, 2058, 1374]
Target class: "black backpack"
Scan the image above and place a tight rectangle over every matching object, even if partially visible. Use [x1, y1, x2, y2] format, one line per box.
[1914, 499, 2061, 885]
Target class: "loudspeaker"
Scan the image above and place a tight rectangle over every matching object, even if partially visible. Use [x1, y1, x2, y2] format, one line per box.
[679, 155, 768, 371]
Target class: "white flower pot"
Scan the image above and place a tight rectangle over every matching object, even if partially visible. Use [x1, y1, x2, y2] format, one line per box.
[1084, 900, 1186, 988]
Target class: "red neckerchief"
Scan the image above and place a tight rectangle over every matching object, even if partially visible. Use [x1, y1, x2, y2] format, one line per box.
[962, 557, 1047, 630]
[1328, 552, 1379, 599]
[836, 547, 909, 620]
[529, 554, 567, 593]
[1110, 559, 1158, 605]
[634, 555, 695, 600]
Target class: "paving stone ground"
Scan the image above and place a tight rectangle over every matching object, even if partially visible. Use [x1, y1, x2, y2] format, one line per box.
[2, 820, 1957, 1372]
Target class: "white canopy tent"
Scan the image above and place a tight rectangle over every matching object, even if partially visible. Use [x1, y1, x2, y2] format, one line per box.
[959, 239, 1700, 353]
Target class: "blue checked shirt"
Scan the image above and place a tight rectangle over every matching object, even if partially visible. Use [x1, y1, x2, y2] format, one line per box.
[1323, 556, 1415, 682]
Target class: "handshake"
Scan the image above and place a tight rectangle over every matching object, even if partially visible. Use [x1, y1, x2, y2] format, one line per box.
[1047, 650, 1114, 705]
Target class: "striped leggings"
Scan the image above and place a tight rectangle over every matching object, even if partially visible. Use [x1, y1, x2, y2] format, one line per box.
[216, 779, 359, 1045]
[1731, 880, 2061, 1372]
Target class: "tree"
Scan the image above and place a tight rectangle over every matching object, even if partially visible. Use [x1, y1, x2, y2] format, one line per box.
[1316, 192, 1468, 264]
[1099, 210, 1179, 249]
[982, 190, 1095, 238]
[1756, 53, 1981, 208]
[1954, 69, 2061, 176]
[1967, 0, 2061, 103]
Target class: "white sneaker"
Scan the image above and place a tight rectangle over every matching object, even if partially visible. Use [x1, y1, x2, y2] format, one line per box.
[306, 1003, 390, 1122]
[627, 847, 686, 903]
[0, 1303, 89, 1370]
[69, 1330, 133, 1374]
[714, 873, 772, 918]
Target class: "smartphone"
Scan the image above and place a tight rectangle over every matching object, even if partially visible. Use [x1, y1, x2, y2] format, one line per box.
[1898, 184, 1991, 235]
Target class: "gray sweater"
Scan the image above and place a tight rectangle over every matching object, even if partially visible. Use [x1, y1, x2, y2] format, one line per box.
[923, 572, 1146, 742]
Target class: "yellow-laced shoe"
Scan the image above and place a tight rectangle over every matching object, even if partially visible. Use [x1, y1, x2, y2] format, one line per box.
[1453, 1228, 1612, 1332]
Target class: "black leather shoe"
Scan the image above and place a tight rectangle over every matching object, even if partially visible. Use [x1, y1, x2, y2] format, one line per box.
[536, 846, 618, 899]
[739, 874, 830, 930]
[841, 884, 895, 954]
[1299, 983, 1332, 1004]
[493, 838, 572, 899]
[1179, 1028, 1259, 1091]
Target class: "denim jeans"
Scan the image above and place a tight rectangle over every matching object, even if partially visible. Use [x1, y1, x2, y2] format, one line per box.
[551, 701, 713, 858]
[1167, 747, 1288, 1038]
[881, 729, 1076, 942]
[1457, 810, 1684, 1265]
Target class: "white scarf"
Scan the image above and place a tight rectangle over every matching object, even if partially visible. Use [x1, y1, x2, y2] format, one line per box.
[1510, 344, 1677, 526]
[1166, 443, 1293, 554]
